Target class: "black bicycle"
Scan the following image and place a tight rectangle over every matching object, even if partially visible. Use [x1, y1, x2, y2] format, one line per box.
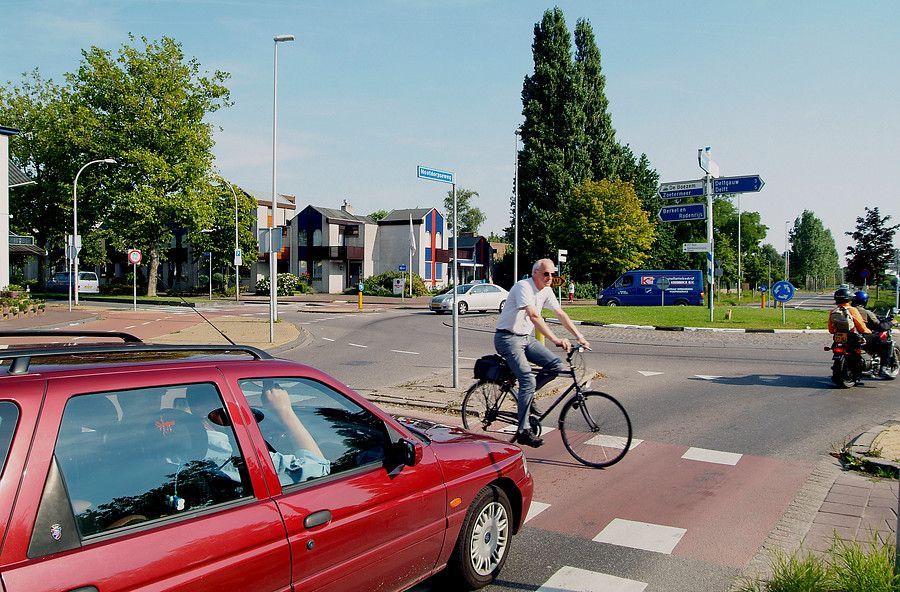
[461, 346, 632, 468]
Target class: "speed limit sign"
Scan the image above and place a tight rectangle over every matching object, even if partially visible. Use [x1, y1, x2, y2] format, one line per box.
[127, 249, 142, 265]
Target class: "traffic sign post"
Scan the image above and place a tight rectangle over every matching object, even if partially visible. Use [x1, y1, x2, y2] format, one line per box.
[656, 276, 671, 306]
[772, 280, 795, 324]
[658, 203, 706, 222]
[127, 249, 142, 311]
[658, 179, 705, 200]
[419, 164, 459, 388]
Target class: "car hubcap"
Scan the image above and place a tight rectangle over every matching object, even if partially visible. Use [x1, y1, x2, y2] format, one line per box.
[469, 501, 509, 576]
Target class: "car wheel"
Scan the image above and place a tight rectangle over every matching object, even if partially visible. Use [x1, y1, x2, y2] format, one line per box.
[674, 299, 689, 306]
[458, 301, 468, 315]
[606, 299, 619, 307]
[447, 484, 512, 590]
[498, 300, 506, 313]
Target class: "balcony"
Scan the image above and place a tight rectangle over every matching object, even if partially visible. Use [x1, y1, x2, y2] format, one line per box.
[300, 245, 365, 261]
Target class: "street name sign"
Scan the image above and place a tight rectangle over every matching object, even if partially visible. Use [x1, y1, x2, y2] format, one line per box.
[682, 242, 711, 253]
[658, 203, 706, 222]
[658, 179, 705, 200]
[416, 166, 454, 184]
[712, 175, 765, 195]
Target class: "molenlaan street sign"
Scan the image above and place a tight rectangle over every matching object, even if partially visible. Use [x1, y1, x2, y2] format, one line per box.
[416, 166, 454, 184]
[712, 175, 765, 195]
[658, 203, 706, 222]
[658, 179, 705, 200]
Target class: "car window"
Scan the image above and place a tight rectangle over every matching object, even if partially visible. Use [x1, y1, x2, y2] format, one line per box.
[456, 285, 472, 294]
[616, 276, 633, 288]
[485, 285, 500, 293]
[51, 383, 253, 538]
[0, 402, 19, 476]
[237, 378, 388, 486]
[78, 272, 97, 281]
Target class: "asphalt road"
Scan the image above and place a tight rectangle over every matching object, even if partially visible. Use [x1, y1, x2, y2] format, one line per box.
[273, 306, 896, 592]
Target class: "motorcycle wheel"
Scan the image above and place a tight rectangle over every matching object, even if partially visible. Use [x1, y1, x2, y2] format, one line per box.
[831, 357, 857, 388]
[882, 345, 900, 380]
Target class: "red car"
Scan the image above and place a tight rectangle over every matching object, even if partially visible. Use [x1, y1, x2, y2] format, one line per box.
[0, 330, 532, 592]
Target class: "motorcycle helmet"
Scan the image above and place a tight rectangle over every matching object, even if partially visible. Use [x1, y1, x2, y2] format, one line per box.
[833, 287, 852, 303]
[852, 290, 869, 307]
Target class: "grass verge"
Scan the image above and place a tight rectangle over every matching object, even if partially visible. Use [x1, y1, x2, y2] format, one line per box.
[734, 535, 898, 591]
[561, 305, 827, 330]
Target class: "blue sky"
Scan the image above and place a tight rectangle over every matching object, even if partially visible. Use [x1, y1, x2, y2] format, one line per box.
[2, 0, 898, 259]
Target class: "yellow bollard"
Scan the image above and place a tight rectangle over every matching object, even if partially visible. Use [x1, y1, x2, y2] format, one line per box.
[358, 290, 363, 310]
[535, 329, 545, 345]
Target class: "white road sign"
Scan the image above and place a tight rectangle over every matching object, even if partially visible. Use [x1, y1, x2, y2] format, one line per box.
[682, 242, 711, 253]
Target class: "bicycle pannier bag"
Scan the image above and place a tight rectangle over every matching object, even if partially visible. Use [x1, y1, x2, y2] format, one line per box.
[474, 355, 511, 383]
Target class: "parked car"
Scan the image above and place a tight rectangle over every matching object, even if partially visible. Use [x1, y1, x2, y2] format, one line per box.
[431, 283, 509, 315]
[0, 330, 532, 592]
[597, 269, 704, 306]
[44, 271, 100, 294]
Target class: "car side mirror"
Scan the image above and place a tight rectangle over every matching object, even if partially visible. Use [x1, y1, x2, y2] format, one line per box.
[391, 437, 423, 467]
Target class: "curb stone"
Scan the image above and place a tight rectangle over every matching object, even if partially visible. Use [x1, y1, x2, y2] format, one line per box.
[549, 318, 829, 334]
[844, 418, 900, 473]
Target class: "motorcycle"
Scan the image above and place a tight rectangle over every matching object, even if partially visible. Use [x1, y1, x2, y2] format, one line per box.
[826, 309, 900, 388]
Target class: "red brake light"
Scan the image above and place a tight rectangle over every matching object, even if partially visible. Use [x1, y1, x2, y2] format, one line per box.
[880, 331, 889, 342]
[832, 345, 846, 354]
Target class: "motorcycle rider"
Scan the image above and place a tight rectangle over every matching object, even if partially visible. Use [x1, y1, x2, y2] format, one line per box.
[828, 287, 870, 336]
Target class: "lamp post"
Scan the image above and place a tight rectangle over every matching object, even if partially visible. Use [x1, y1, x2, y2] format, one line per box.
[71, 158, 116, 310]
[200, 229, 214, 301]
[513, 127, 521, 286]
[784, 220, 790, 281]
[270, 33, 294, 343]
[225, 182, 241, 302]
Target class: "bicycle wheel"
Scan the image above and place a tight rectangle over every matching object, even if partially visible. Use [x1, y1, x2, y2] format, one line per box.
[559, 391, 632, 468]
[461, 381, 518, 433]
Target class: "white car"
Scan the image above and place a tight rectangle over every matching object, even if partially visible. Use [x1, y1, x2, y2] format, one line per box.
[430, 283, 508, 315]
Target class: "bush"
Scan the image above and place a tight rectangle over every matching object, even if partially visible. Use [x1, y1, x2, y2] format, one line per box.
[256, 273, 312, 296]
[363, 271, 428, 297]
[574, 282, 598, 299]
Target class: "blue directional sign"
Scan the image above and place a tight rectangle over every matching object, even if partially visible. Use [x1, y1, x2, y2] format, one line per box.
[399, 264, 407, 272]
[712, 175, 765, 195]
[771, 280, 795, 302]
[758, 283, 768, 294]
[416, 166, 454, 184]
[658, 203, 706, 222]
[658, 179, 705, 200]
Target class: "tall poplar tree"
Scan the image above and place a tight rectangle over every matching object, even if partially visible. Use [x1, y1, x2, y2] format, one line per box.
[574, 18, 615, 181]
[789, 210, 841, 289]
[518, 8, 586, 268]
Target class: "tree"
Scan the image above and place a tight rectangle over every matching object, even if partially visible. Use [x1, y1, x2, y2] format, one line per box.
[789, 210, 840, 290]
[369, 209, 388, 222]
[845, 206, 899, 290]
[443, 187, 485, 234]
[69, 35, 231, 296]
[557, 179, 654, 285]
[518, 8, 586, 267]
[573, 18, 616, 181]
[0, 70, 85, 277]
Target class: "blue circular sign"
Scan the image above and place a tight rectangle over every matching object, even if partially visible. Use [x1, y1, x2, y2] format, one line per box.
[771, 280, 795, 302]
[758, 284, 768, 293]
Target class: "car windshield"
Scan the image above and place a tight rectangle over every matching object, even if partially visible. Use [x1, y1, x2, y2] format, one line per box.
[53, 273, 71, 281]
[456, 284, 473, 294]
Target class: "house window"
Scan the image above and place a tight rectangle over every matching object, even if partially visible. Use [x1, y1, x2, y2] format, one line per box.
[312, 229, 322, 246]
[298, 229, 308, 246]
[312, 261, 323, 281]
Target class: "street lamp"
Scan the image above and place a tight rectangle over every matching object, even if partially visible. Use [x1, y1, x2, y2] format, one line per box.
[784, 220, 790, 281]
[224, 181, 241, 302]
[270, 33, 294, 343]
[513, 127, 521, 285]
[200, 229, 214, 301]
[71, 158, 116, 310]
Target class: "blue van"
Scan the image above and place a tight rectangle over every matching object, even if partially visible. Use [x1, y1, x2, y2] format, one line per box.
[597, 270, 704, 306]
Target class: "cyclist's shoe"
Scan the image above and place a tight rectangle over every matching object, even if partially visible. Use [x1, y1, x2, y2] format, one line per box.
[511, 429, 544, 448]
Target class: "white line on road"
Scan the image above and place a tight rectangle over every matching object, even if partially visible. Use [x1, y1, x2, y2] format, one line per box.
[460, 356, 478, 361]
[638, 371, 663, 377]
[593, 518, 686, 555]
[524, 501, 550, 523]
[348, 343, 368, 348]
[681, 447, 742, 466]
[390, 349, 420, 355]
[124, 325, 137, 329]
[537, 566, 647, 592]
[694, 375, 723, 380]
[322, 337, 335, 342]
[142, 322, 152, 325]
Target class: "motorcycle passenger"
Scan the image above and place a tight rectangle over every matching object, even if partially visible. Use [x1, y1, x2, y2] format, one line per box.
[828, 288, 870, 337]
[852, 289, 895, 368]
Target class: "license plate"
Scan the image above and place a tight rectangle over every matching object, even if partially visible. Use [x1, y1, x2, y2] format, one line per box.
[834, 332, 848, 342]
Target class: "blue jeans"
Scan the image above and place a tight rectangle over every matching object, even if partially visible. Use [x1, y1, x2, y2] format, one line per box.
[494, 331, 564, 433]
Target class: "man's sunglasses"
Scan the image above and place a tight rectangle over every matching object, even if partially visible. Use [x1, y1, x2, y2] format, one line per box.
[542, 271, 555, 277]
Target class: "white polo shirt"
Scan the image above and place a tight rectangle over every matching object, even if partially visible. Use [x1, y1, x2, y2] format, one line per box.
[496, 278, 561, 335]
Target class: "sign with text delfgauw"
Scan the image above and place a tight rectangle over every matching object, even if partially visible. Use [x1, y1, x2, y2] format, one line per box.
[416, 166, 454, 184]
[658, 179, 705, 200]
[658, 203, 706, 223]
[712, 175, 765, 195]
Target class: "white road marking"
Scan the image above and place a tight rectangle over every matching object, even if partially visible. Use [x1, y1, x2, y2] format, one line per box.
[390, 349, 420, 355]
[0, 345, 8, 350]
[638, 371, 663, 377]
[682, 447, 742, 466]
[68, 323, 80, 326]
[124, 325, 137, 329]
[142, 322, 152, 325]
[499, 425, 557, 435]
[593, 518, 686, 555]
[348, 343, 367, 348]
[694, 375, 723, 380]
[537, 566, 647, 592]
[460, 356, 478, 361]
[585, 435, 643, 450]
[759, 375, 781, 381]
[322, 337, 335, 342]
[524, 501, 550, 523]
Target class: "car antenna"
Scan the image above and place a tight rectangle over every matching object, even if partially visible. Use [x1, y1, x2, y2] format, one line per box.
[156, 278, 238, 346]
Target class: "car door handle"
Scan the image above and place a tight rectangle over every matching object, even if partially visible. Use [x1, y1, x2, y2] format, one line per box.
[304, 509, 332, 529]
